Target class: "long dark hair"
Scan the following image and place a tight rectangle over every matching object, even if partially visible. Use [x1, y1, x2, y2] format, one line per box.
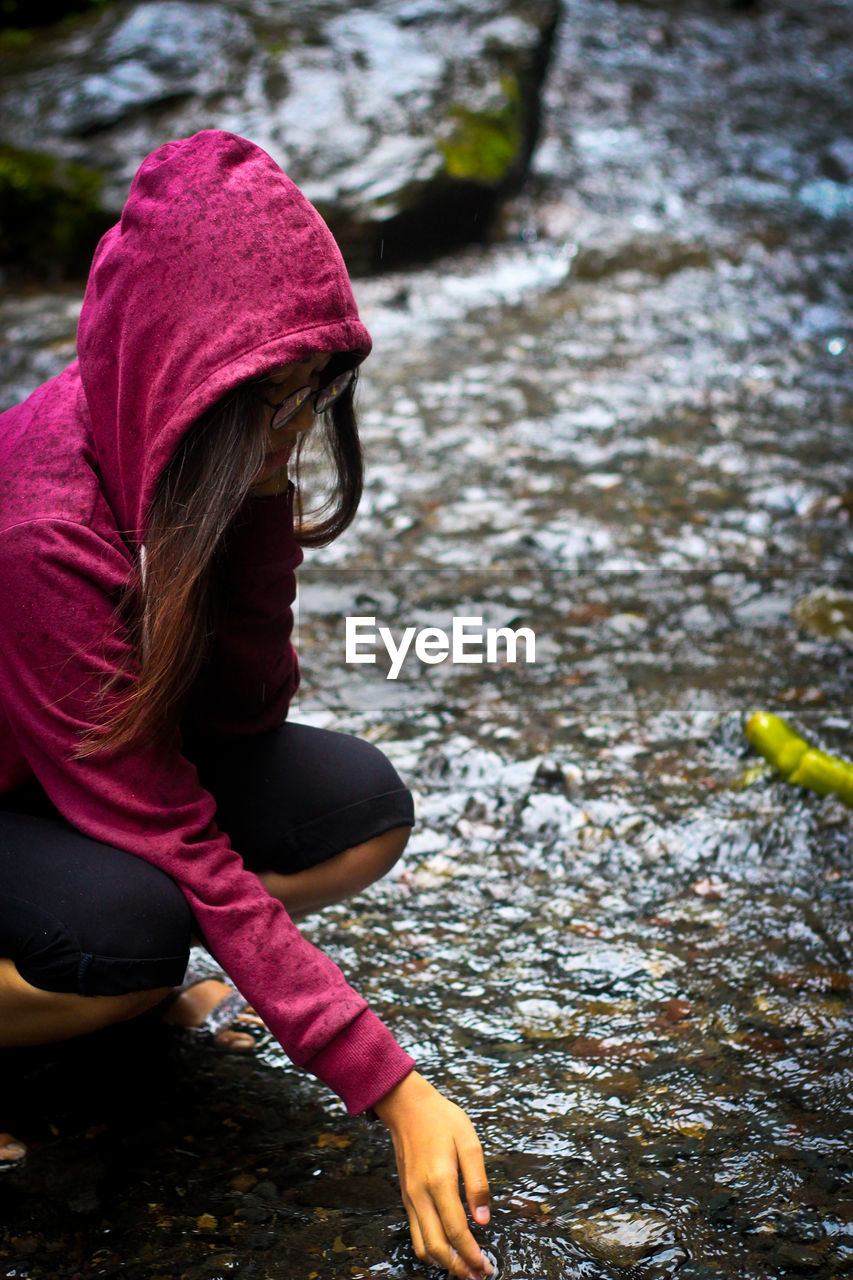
[74, 356, 362, 758]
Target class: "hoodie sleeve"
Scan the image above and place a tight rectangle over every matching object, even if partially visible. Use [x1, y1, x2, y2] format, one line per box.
[0, 517, 415, 1114]
[184, 484, 303, 737]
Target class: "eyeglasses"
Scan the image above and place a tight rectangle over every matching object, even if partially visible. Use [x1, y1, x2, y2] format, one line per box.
[262, 368, 355, 431]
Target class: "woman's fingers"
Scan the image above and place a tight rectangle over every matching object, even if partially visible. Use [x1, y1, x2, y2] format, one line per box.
[414, 1190, 490, 1280]
[403, 1197, 430, 1270]
[405, 1194, 467, 1280]
[458, 1134, 491, 1226]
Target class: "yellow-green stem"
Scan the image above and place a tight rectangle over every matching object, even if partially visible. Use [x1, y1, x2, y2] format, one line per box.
[745, 710, 853, 807]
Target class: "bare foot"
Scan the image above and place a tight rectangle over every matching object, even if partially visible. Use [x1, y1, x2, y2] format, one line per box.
[0, 1132, 26, 1166]
[160, 979, 263, 1051]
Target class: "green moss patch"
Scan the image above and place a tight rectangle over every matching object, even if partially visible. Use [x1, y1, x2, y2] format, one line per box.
[0, 26, 36, 49]
[439, 75, 523, 186]
[0, 144, 110, 279]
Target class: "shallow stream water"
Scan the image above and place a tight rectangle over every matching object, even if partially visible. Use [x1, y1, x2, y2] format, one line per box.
[2, 1, 852, 1277]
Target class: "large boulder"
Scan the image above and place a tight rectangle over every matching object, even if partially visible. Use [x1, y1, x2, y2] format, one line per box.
[0, 0, 560, 275]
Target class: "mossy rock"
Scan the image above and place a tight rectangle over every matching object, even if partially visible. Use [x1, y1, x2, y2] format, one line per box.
[440, 76, 523, 187]
[0, 1, 560, 276]
[0, 144, 111, 279]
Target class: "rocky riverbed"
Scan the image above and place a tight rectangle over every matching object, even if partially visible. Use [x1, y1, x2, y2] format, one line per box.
[2, 0, 852, 1277]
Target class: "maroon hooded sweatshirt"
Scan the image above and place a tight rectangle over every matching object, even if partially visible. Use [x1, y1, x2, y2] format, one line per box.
[0, 130, 415, 1114]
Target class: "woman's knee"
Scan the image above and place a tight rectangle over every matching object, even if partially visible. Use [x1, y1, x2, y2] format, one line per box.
[0, 814, 192, 998]
[73, 878, 191, 997]
[351, 824, 411, 886]
[192, 723, 415, 864]
[367, 824, 411, 872]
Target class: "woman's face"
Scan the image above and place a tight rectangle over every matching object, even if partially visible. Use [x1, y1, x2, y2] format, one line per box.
[252, 352, 333, 491]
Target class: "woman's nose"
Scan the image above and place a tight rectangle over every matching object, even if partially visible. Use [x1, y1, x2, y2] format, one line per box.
[267, 400, 314, 447]
[290, 400, 315, 432]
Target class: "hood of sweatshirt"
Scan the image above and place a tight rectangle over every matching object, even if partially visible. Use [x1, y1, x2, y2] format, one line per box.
[75, 130, 372, 547]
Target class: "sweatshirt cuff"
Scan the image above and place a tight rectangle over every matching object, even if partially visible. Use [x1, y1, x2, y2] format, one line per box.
[303, 1007, 416, 1115]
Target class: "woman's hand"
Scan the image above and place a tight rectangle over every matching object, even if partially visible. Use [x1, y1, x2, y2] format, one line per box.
[373, 1070, 493, 1280]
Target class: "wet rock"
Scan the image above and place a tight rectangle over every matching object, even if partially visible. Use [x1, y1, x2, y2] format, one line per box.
[533, 755, 569, 791]
[774, 1242, 826, 1271]
[234, 1264, 266, 1280]
[775, 1210, 827, 1245]
[792, 587, 853, 644]
[641, 1245, 692, 1278]
[241, 1226, 276, 1250]
[0, 0, 560, 275]
[571, 231, 714, 282]
[284, 1172, 396, 1211]
[229, 1171, 257, 1193]
[654, 998, 693, 1025]
[798, 178, 853, 220]
[253, 1179, 279, 1199]
[569, 1206, 677, 1268]
[822, 138, 853, 184]
[235, 1194, 273, 1225]
[516, 996, 572, 1039]
[519, 791, 585, 836]
[27, 3, 253, 134]
[0, 291, 81, 411]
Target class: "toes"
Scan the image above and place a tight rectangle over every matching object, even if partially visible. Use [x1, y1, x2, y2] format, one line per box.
[0, 1134, 26, 1162]
[162, 979, 265, 1051]
[215, 1030, 255, 1052]
[238, 1012, 265, 1027]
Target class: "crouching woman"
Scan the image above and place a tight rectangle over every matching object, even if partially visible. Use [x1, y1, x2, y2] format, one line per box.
[0, 130, 492, 1280]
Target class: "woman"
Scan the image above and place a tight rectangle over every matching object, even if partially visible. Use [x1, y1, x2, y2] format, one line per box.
[0, 130, 493, 1280]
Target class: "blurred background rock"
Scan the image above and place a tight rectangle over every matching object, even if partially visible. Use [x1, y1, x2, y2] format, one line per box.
[0, 0, 560, 278]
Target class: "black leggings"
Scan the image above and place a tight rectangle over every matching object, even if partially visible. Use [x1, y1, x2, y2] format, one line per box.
[0, 723, 414, 998]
